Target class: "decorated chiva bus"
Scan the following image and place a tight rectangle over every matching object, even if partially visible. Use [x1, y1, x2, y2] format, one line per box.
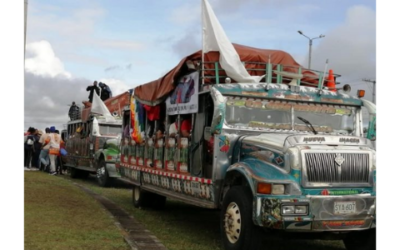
[63, 91, 130, 186]
[115, 1, 375, 249]
[116, 42, 376, 250]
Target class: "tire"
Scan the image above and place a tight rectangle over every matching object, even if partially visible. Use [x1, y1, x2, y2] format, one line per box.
[96, 159, 110, 187]
[70, 167, 80, 178]
[220, 186, 263, 250]
[132, 185, 152, 208]
[343, 229, 376, 250]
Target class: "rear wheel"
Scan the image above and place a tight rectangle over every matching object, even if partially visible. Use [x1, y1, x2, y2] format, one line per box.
[132, 185, 152, 208]
[220, 186, 263, 250]
[70, 167, 80, 178]
[96, 159, 110, 187]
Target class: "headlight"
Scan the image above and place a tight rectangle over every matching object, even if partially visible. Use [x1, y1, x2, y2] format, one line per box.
[295, 205, 308, 214]
[272, 184, 285, 195]
[257, 183, 285, 195]
[282, 205, 309, 215]
[282, 206, 295, 214]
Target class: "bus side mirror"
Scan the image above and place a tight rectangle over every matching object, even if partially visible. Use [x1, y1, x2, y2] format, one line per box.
[204, 127, 211, 141]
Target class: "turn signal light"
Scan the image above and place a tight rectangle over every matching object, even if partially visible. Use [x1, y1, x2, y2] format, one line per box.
[257, 183, 272, 194]
[357, 90, 365, 98]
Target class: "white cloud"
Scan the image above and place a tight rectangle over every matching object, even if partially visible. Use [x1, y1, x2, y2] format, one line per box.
[310, 5, 376, 101]
[25, 40, 71, 78]
[24, 41, 131, 131]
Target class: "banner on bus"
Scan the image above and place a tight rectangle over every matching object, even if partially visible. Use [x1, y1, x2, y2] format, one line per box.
[166, 71, 199, 115]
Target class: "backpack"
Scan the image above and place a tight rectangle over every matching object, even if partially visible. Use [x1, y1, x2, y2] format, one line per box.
[25, 135, 35, 148]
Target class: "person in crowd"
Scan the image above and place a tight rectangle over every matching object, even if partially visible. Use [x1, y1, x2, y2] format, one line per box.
[86, 81, 100, 103]
[32, 129, 42, 169]
[48, 126, 63, 175]
[169, 115, 192, 138]
[24, 127, 36, 169]
[155, 121, 165, 140]
[54, 130, 65, 175]
[99, 82, 112, 101]
[68, 101, 80, 120]
[39, 127, 51, 172]
[123, 123, 130, 139]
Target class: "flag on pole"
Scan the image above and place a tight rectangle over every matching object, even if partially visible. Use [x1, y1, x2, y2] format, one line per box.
[202, 0, 263, 83]
[91, 91, 115, 122]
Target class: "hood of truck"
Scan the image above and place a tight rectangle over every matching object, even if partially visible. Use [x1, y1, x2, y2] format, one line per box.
[241, 133, 373, 152]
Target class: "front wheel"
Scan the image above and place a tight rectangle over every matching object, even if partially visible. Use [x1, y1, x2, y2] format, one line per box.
[343, 229, 376, 250]
[96, 159, 110, 187]
[220, 186, 262, 250]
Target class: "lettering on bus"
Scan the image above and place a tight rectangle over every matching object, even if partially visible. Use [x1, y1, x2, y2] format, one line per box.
[303, 137, 325, 143]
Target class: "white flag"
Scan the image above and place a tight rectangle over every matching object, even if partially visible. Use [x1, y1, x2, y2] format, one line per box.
[91, 91, 115, 122]
[202, 0, 262, 83]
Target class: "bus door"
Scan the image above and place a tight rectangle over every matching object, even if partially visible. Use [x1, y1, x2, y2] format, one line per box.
[190, 93, 214, 178]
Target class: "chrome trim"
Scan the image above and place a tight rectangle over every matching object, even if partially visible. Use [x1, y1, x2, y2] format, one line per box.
[301, 150, 373, 188]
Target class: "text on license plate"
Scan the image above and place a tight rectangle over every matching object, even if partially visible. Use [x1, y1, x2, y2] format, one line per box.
[334, 201, 356, 215]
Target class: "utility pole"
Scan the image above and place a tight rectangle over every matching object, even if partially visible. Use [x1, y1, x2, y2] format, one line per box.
[362, 78, 376, 104]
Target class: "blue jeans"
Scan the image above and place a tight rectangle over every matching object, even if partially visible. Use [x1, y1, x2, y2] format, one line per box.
[39, 149, 49, 168]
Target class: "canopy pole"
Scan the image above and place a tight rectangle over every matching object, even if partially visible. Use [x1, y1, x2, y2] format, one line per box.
[201, 0, 205, 85]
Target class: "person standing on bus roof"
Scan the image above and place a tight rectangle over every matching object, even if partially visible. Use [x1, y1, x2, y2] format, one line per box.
[68, 101, 80, 120]
[99, 82, 112, 101]
[86, 81, 100, 103]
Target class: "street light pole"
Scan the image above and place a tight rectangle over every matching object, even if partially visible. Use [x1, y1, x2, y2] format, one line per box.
[298, 30, 325, 69]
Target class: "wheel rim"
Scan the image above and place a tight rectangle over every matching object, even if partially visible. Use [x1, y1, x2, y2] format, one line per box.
[134, 186, 140, 202]
[97, 165, 105, 181]
[224, 202, 241, 244]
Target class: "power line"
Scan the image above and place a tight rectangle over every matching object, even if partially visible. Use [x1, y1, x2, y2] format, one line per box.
[362, 78, 376, 104]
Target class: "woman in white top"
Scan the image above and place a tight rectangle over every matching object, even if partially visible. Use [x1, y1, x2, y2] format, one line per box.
[48, 126, 63, 175]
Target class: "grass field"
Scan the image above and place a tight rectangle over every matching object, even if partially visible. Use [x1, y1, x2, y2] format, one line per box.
[25, 171, 346, 250]
[24, 172, 130, 250]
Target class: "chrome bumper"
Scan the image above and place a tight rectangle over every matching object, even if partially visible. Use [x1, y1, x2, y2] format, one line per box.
[255, 195, 376, 231]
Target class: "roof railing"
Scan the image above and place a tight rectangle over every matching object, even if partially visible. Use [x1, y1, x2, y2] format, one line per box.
[199, 61, 340, 88]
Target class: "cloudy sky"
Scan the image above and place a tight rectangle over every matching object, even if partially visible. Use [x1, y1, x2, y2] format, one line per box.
[23, 0, 376, 131]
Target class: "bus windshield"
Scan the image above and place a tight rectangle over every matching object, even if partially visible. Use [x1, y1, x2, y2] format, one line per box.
[225, 97, 356, 135]
[99, 124, 121, 135]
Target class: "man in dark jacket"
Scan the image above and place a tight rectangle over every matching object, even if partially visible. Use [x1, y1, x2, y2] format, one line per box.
[86, 81, 100, 103]
[99, 82, 112, 101]
[68, 101, 80, 120]
[24, 127, 36, 168]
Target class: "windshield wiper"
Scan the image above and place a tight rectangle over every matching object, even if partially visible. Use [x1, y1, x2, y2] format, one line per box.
[297, 116, 318, 135]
